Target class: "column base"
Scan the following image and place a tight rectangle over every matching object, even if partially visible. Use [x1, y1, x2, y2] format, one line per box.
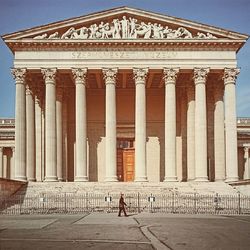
[15, 176, 27, 181]
[134, 176, 148, 182]
[74, 176, 88, 182]
[58, 178, 64, 182]
[104, 176, 118, 182]
[164, 176, 178, 182]
[194, 177, 208, 182]
[225, 177, 239, 183]
[44, 176, 58, 182]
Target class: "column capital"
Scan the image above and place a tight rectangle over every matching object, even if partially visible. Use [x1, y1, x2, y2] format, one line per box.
[223, 68, 240, 85]
[11, 68, 27, 84]
[0, 147, 3, 153]
[41, 68, 57, 83]
[133, 68, 148, 85]
[72, 68, 87, 84]
[244, 146, 249, 152]
[102, 68, 118, 85]
[163, 68, 179, 84]
[11, 147, 15, 152]
[193, 68, 210, 85]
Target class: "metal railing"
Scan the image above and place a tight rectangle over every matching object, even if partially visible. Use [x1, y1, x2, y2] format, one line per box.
[0, 192, 249, 215]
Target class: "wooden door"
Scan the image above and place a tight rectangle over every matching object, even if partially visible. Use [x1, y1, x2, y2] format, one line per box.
[123, 149, 135, 182]
[117, 148, 124, 181]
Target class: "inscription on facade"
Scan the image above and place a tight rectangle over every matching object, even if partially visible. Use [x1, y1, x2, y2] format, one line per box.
[71, 51, 178, 60]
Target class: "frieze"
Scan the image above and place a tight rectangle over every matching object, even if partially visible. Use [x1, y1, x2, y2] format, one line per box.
[33, 16, 217, 40]
[71, 50, 178, 60]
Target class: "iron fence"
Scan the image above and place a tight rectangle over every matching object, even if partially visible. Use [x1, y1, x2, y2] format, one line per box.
[0, 192, 249, 215]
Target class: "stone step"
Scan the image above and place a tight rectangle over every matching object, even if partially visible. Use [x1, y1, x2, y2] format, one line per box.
[13, 182, 240, 197]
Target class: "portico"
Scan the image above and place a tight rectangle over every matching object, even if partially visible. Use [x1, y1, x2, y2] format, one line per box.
[2, 7, 248, 183]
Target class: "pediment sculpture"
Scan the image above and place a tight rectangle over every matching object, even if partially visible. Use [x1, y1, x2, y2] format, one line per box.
[34, 16, 217, 40]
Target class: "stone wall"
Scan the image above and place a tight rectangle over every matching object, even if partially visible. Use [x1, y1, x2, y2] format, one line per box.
[0, 178, 27, 198]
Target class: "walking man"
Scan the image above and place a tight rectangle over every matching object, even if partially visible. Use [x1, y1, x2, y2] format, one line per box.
[118, 193, 128, 217]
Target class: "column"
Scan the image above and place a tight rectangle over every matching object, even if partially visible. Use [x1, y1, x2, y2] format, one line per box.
[35, 95, 42, 181]
[11, 68, 27, 181]
[72, 68, 88, 181]
[133, 68, 148, 182]
[163, 68, 179, 181]
[224, 68, 240, 182]
[0, 147, 3, 177]
[3, 153, 7, 178]
[243, 147, 249, 179]
[10, 147, 15, 179]
[103, 68, 118, 182]
[194, 68, 210, 181]
[41, 68, 58, 181]
[187, 85, 195, 181]
[26, 84, 36, 181]
[62, 93, 68, 181]
[56, 87, 63, 181]
[214, 84, 226, 181]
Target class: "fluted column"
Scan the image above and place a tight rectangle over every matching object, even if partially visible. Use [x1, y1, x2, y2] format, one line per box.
[133, 68, 148, 182]
[194, 68, 210, 181]
[11, 68, 27, 181]
[35, 96, 42, 181]
[214, 84, 226, 181]
[244, 147, 250, 179]
[72, 68, 88, 181]
[62, 93, 68, 181]
[0, 147, 3, 177]
[187, 85, 195, 181]
[26, 84, 36, 181]
[224, 68, 240, 182]
[3, 154, 7, 178]
[10, 147, 15, 179]
[103, 68, 118, 182]
[42, 68, 58, 182]
[163, 68, 179, 181]
[56, 87, 63, 181]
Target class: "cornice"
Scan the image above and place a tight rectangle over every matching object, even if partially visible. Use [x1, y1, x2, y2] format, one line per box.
[5, 39, 244, 53]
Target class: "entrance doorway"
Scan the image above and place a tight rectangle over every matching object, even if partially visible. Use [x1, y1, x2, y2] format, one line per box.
[117, 139, 135, 182]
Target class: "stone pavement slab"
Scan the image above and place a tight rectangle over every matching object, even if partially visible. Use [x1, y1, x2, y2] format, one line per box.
[0, 218, 56, 229]
[74, 212, 137, 225]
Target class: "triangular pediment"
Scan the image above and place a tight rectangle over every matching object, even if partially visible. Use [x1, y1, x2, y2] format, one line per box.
[2, 7, 248, 42]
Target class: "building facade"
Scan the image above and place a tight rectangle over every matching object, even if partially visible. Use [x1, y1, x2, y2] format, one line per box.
[1, 7, 249, 182]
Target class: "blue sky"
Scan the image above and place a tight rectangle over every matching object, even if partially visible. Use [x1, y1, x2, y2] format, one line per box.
[0, 0, 249, 117]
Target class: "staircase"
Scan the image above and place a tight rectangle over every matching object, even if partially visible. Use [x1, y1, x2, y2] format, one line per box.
[15, 181, 238, 196]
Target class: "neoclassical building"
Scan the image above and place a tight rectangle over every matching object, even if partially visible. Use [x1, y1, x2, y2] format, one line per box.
[1, 7, 249, 183]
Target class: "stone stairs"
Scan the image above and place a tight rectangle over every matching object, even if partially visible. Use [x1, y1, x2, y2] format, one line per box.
[15, 181, 239, 196]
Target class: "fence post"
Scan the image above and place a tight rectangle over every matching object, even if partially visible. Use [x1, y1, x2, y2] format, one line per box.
[238, 192, 241, 215]
[194, 193, 197, 214]
[64, 193, 67, 213]
[19, 195, 22, 214]
[171, 192, 175, 213]
[86, 192, 89, 212]
[137, 192, 140, 213]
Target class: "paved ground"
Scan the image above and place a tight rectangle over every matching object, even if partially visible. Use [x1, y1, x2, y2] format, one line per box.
[0, 213, 249, 250]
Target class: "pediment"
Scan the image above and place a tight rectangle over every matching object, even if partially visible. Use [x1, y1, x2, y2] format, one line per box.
[2, 7, 248, 42]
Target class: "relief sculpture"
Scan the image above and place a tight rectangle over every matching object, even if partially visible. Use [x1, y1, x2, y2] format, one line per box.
[34, 16, 217, 40]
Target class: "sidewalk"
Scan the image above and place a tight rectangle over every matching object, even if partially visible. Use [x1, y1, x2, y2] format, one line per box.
[0, 213, 249, 250]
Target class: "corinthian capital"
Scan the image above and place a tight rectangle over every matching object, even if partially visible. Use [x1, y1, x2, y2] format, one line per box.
[72, 68, 87, 84]
[163, 68, 179, 84]
[11, 68, 27, 83]
[41, 68, 57, 83]
[223, 68, 240, 85]
[133, 68, 148, 85]
[102, 68, 118, 85]
[193, 68, 210, 84]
